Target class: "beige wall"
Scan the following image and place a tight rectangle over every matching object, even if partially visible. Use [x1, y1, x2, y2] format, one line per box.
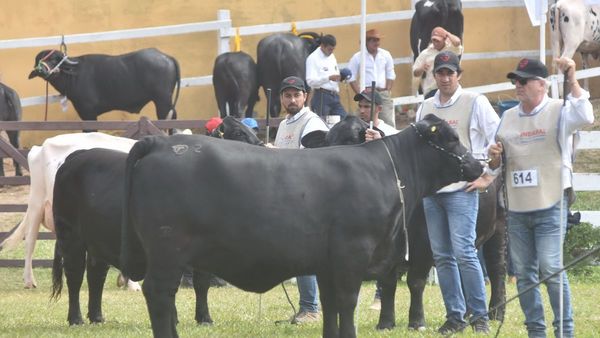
[0, 1, 595, 146]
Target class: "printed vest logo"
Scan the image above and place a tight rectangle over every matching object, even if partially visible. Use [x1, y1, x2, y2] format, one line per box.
[519, 128, 546, 143]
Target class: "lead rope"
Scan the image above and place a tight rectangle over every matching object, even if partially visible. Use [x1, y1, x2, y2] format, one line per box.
[382, 141, 408, 261]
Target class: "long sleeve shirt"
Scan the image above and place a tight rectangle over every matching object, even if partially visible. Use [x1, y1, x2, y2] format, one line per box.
[306, 48, 340, 92]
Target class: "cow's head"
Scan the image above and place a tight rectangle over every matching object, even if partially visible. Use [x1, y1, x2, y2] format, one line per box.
[414, 114, 482, 183]
[298, 32, 321, 54]
[302, 115, 384, 148]
[211, 116, 264, 146]
[28, 50, 78, 79]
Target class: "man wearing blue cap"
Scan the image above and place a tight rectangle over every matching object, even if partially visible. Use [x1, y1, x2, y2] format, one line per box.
[273, 76, 328, 323]
[416, 50, 499, 334]
[241, 117, 259, 134]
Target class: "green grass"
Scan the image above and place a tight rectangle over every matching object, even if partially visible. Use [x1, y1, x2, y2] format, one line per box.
[0, 266, 599, 337]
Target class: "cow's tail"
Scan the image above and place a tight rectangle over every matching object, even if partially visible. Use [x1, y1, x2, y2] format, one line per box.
[120, 139, 151, 282]
[50, 240, 63, 301]
[166, 57, 181, 120]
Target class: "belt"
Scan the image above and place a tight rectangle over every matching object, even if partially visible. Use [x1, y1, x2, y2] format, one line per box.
[375, 87, 389, 92]
[316, 88, 338, 96]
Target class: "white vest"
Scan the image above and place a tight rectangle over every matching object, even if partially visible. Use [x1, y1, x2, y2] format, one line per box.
[274, 110, 320, 149]
[420, 91, 478, 192]
[496, 100, 563, 212]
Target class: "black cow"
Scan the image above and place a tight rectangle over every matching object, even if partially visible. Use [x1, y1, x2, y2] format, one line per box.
[28, 48, 180, 121]
[257, 32, 320, 117]
[121, 114, 483, 338]
[212, 51, 259, 118]
[303, 117, 507, 330]
[410, 0, 463, 59]
[50, 118, 261, 326]
[0, 82, 22, 176]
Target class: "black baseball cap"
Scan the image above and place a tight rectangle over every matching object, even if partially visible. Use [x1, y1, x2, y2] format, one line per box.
[507, 58, 548, 79]
[434, 50, 461, 73]
[353, 90, 382, 105]
[279, 76, 306, 93]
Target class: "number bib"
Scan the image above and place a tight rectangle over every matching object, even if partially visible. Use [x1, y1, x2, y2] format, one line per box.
[511, 169, 538, 187]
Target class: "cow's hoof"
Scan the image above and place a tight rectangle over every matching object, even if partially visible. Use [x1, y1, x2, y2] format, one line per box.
[23, 283, 37, 289]
[489, 309, 505, 322]
[89, 316, 105, 324]
[408, 323, 426, 331]
[196, 318, 213, 326]
[375, 322, 395, 331]
[116, 273, 127, 288]
[68, 318, 85, 326]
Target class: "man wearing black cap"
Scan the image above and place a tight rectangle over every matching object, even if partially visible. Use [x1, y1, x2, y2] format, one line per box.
[354, 90, 397, 137]
[488, 56, 593, 338]
[273, 76, 328, 323]
[415, 50, 499, 334]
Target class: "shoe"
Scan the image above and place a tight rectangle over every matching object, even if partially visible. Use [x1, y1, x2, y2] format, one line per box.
[290, 310, 320, 324]
[438, 320, 467, 335]
[369, 298, 381, 311]
[471, 317, 490, 334]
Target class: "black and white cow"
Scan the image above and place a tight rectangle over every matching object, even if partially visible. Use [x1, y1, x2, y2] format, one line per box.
[28, 48, 180, 121]
[0, 82, 22, 176]
[550, 0, 600, 90]
[120, 114, 482, 338]
[410, 0, 463, 59]
[257, 32, 320, 116]
[212, 51, 259, 118]
[50, 117, 262, 326]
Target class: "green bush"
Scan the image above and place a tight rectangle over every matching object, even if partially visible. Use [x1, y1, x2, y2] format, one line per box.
[564, 221, 600, 277]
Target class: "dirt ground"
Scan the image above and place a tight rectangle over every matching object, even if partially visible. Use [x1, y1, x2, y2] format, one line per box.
[1, 98, 599, 232]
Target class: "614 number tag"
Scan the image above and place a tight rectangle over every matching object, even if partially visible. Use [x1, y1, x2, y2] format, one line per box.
[511, 169, 538, 187]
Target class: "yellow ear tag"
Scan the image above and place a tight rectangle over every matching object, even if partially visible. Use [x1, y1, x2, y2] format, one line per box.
[431, 126, 437, 133]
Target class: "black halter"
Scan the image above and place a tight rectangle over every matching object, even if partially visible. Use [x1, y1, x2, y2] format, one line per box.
[410, 123, 470, 180]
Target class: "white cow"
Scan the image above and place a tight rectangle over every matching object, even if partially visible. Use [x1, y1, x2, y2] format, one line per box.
[0, 132, 141, 291]
[550, 0, 600, 90]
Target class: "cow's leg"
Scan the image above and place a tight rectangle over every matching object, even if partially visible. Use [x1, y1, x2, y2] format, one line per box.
[581, 53, 591, 91]
[316, 273, 339, 338]
[485, 210, 507, 321]
[142, 264, 183, 338]
[23, 221, 42, 289]
[86, 255, 109, 323]
[335, 275, 360, 338]
[376, 273, 397, 330]
[193, 269, 213, 325]
[6, 130, 21, 176]
[407, 261, 431, 330]
[62, 244, 87, 325]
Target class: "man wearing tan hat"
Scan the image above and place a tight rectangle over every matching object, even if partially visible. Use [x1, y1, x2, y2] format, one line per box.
[347, 28, 396, 127]
[412, 26, 462, 98]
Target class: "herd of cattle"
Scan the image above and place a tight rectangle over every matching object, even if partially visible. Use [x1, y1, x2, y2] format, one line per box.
[0, 0, 599, 337]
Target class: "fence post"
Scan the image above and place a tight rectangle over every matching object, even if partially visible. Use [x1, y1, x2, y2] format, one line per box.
[217, 9, 232, 55]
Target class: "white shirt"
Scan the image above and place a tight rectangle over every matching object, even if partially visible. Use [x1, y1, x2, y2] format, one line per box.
[306, 47, 340, 92]
[497, 91, 594, 189]
[284, 106, 329, 148]
[347, 47, 396, 89]
[412, 41, 463, 94]
[375, 119, 398, 136]
[416, 86, 499, 161]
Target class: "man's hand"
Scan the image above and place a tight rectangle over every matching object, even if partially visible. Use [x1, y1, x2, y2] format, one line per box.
[488, 142, 503, 169]
[365, 128, 382, 142]
[329, 74, 341, 82]
[465, 173, 496, 192]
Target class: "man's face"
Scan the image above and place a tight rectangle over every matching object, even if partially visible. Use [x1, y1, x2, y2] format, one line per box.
[321, 44, 335, 56]
[281, 89, 306, 115]
[513, 77, 546, 106]
[366, 37, 380, 53]
[431, 37, 445, 51]
[434, 68, 461, 97]
[357, 98, 381, 122]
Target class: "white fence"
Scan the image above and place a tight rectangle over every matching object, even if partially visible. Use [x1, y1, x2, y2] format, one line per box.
[1, 0, 599, 225]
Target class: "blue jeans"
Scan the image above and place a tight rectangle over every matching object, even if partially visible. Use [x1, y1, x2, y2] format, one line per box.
[423, 190, 488, 324]
[310, 90, 346, 118]
[297, 275, 319, 313]
[508, 197, 574, 338]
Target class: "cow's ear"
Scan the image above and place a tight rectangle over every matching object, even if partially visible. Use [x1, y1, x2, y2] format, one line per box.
[301, 130, 328, 148]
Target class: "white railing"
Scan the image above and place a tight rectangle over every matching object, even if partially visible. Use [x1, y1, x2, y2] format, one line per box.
[2, 1, 599, 224]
